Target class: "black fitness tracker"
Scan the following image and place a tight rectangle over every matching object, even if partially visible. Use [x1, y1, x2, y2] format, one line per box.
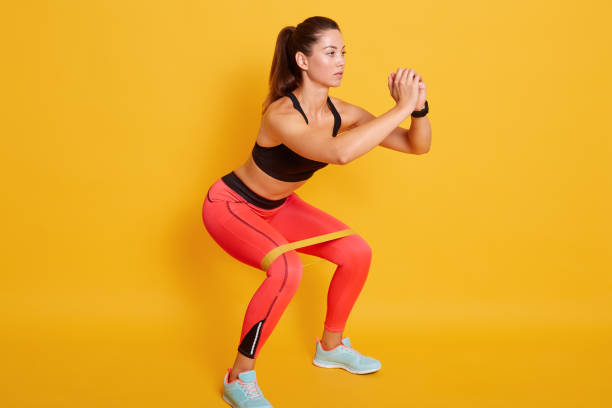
[411, 100, 429, 118]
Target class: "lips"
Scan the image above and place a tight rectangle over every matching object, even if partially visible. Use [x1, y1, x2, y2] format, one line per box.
[335, 72, 344, 77]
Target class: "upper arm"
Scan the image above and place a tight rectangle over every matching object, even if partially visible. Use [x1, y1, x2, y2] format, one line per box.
[263, 111, 343, 164]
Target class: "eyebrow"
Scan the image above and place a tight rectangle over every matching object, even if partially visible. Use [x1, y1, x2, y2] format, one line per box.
[323, 45, 346, 49]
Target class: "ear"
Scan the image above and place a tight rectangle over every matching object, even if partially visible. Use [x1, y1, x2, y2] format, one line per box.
[295, 51, 308, 71]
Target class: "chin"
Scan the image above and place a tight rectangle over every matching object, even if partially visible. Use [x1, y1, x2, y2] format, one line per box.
[318, 81, 339, 88]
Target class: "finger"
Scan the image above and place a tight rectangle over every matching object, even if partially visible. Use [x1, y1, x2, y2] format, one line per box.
[395, 68, 404, 89]
[398, 67, 407, 84]
[408, 69, 416, 82]
[404, 68, 414, 83]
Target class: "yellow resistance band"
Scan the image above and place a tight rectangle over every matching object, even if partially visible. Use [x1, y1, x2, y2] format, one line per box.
[260, 228, 357, 272]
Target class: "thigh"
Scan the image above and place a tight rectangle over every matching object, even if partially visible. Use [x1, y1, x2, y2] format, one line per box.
[267, 193, 350, 241]
[203, 197, 291, 271]
[268, 193, 364, 263]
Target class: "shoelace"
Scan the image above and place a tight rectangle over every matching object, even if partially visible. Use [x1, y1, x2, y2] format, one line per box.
[242, 381, 262, 399]
[322, 342, 365, 358]
[344, 345, 365, 358]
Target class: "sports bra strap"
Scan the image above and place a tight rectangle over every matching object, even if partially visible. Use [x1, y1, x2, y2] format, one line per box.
[285, 91, 341, 136]
[286, 92, 309, 124]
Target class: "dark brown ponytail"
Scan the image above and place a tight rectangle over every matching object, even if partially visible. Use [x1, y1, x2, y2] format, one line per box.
[262, 16, 340, 114]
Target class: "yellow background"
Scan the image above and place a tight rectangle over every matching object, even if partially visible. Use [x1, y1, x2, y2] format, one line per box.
[2, 0, 611, 406]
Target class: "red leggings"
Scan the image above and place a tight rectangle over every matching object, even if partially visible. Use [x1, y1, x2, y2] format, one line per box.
[202, 176, 372, 359]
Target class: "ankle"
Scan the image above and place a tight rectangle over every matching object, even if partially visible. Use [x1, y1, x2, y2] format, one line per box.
[321, 329, 343, 350]
[228, 368, 249, 382]
[321, 340, 341, 351]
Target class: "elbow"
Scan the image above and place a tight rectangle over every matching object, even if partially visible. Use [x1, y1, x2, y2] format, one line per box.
[337, 151, 355, 165]
[336, 154, 350, 165]
[411, 143, 431, 155]
[335, 146, 351, 165]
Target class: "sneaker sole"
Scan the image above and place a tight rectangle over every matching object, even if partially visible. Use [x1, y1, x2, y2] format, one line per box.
[222, 394, 237, 408]
[224, 393, 274, 408]
[312, 358, 381, 374]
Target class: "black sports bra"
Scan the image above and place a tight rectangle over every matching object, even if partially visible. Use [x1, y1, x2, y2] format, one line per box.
[251, 91, 341, 182]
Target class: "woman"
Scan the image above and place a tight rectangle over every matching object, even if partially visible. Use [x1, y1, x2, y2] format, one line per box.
[202, 16, 431, 408]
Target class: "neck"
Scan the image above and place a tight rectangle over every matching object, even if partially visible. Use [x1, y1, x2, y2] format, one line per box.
[292, 86, 329, 119]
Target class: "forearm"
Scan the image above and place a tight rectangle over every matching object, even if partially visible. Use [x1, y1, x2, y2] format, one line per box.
[334, 105, 411, 163]
[407, 115, 432, 153]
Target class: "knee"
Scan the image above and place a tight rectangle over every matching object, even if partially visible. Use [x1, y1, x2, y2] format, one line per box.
[267, 251, 303, 295]
[337, 235, 372, 269]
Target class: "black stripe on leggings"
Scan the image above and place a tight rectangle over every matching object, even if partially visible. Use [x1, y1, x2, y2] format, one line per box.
[226, 201, 289, 358]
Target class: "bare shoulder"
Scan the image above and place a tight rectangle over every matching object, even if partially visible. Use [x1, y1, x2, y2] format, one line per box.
[329, 96, 376, 131]
[264, 94, 294, 118]
[261, 96, 308, 141]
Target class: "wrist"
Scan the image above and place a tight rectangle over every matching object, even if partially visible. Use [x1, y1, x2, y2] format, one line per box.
[411, 100, 429, 118]
[393, 103, 412, 117]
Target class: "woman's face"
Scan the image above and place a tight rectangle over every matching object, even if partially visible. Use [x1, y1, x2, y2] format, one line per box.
[298, 29, 346, 87]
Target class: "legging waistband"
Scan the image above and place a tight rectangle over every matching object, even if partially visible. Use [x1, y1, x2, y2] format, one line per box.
[221, 171, 288, 210]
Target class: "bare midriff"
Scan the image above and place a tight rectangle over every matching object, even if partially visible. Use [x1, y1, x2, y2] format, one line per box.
[232, 155, 308, 201]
